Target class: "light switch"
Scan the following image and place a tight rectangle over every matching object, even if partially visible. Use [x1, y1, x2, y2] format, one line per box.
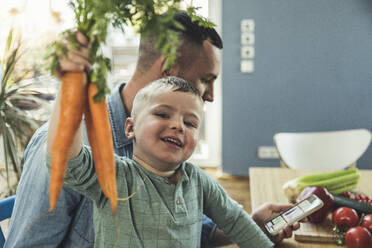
[241, 19, 255, 32]
[241, 33, 255, 45]
[257, 146, 279, 159]
[241, 60, 254, 73]
[241, 46, 255, 59]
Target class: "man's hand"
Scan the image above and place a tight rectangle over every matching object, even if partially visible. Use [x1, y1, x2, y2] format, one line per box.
[56, 31, 91, 78]
[251, 203, 307, 244]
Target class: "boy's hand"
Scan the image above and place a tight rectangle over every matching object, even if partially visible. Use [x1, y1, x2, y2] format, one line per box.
[251, 203, 307, 244]
[56, 31, 92, 78]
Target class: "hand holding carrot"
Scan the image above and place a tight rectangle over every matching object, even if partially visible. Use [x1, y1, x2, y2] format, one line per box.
[55, 32, 92, 78]
[47, 30, 118, 214]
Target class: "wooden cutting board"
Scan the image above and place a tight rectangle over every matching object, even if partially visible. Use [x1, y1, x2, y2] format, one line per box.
[294, 214, 335, 243]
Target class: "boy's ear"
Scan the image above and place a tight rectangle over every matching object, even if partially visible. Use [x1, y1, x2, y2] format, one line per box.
[124, 118, 135, 139]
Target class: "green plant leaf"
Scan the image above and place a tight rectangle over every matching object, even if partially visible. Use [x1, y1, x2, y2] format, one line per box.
[3, 29, 14, 65]
[0, 28, 47, 189]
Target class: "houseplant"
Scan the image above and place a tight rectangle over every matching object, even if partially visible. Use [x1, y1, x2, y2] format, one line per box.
[0, 29, 48, 196]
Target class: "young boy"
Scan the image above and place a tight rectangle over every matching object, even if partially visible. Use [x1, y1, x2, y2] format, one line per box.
[45, 76, 274, 247]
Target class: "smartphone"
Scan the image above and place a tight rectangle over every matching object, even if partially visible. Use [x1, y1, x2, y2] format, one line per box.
[264, 194, 324, 236]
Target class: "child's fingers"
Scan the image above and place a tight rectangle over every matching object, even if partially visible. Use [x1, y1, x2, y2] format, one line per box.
[58, 58, 84, 73]
[61, 33, 90, 60]
[75, 31, 89, 47]
[66, 50, 92, 71]
[65, 43, 90, 61]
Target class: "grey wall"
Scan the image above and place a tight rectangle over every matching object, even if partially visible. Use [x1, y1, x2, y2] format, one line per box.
[222, 0, 372, 175]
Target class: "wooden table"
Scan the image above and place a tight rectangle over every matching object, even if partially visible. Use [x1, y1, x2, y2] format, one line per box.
[249, 167, 372, 248]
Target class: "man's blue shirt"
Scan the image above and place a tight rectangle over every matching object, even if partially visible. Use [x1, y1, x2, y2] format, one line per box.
[4, 83, 216, 247]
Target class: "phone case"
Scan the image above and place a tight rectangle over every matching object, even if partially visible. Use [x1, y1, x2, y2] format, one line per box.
[264, 194, 324, 236]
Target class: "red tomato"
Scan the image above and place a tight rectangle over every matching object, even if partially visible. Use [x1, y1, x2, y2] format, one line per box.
[345, 226, 372, 248]
[332, 207, 359, 230]
[361, 214, 372, 234]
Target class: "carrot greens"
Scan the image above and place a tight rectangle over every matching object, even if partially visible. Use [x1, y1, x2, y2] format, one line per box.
[47, 0, 215, 101]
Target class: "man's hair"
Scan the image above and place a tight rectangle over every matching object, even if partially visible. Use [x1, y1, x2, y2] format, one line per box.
[131, 76, 202, 118]
[137, 11, 223, 73]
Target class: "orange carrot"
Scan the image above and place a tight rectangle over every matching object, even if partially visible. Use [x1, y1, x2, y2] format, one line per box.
[87, 82, 117, 214]
[83, 95, 110, 197]
[49, 72, 87, 212]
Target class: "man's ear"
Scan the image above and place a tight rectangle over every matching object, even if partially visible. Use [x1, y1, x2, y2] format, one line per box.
[160, 56, 179, 77]
[124, 117, 135, 139]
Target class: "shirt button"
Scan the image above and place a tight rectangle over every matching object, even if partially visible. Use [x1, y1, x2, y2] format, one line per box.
[176, 198, 181, 205]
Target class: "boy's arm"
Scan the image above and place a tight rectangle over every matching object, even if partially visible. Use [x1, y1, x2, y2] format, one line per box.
[199, 169, 274, 248]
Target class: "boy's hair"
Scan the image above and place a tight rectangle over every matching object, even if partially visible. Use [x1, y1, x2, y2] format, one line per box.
[131, 76, 202, 118]
[137, 10, 223, 73]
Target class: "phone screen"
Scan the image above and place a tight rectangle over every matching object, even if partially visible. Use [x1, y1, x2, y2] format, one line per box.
[282, 205, 303, 222]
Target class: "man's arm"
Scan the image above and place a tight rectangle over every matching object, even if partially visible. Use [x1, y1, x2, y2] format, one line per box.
[4, 123, 94, 248]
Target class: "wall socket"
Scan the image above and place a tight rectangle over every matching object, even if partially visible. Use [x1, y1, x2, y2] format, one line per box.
[257, 146, 279, 159]
[241, 46, 255, 59]
[241, 33, 255, 45]
[241, 19, 255, 32]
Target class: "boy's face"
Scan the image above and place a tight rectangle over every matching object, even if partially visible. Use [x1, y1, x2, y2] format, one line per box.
[126, 90, 203, 172]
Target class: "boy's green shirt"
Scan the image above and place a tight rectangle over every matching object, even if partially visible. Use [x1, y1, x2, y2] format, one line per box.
[46, 145, 273, 248]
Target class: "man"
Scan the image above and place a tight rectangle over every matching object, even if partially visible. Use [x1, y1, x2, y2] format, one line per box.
[5, 11, 298, 247]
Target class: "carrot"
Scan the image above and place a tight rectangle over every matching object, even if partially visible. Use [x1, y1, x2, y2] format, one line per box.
[49, 72, 87, 212]
[87, 82, 117, 214]
[83, 93, 110, 197]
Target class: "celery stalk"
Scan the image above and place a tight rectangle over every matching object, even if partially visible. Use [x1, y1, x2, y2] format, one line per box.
[330, 182, 359, 195]
[298, 168, 358, 183]
[327, 179, 359, 191]
[283, 169, 360, 202]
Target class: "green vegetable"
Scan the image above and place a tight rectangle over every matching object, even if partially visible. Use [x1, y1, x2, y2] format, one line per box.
[283, 168, 360, 202]
[333, 195, 372, 215]
[45, 0, 215, 102]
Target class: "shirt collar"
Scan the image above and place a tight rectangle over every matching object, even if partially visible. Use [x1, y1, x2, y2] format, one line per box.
[133, 160, 189, 184]
[107, 82, 132, 150]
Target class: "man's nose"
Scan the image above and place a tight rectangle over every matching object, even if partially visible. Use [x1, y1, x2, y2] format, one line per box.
[202, 85, 214, 102]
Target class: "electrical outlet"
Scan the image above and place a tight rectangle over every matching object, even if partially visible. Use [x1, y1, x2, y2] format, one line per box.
[241, 33, 255, 45]
[257, 146, 279, 159]
[241, 19, 255, 32]
[241, 46, 255, 59]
